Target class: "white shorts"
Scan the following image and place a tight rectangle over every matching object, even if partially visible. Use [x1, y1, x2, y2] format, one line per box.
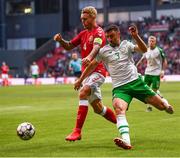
[81, 72, 105, 104]
[1, 74, 8, 79]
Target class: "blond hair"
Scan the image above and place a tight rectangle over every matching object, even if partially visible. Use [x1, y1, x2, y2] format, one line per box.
[81, 6, 97, 18]
[148, 35, 156, 41]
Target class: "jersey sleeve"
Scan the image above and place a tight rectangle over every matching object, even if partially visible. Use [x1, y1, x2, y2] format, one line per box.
[70, 31, 84, 47]
[157, 47, 166, 60]
[127, 41, 136, 53]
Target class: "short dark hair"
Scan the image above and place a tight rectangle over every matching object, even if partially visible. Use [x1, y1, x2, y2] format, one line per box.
[104, 24, 120, 33]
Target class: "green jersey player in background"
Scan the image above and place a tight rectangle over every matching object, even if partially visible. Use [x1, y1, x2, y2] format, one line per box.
[136, 36, 168, 112]
[74, 24, 174, 150]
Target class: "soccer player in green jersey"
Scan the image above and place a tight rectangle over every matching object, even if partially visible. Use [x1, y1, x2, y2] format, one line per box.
[73, 24, 174, 150]
[136, 36, 168, 112]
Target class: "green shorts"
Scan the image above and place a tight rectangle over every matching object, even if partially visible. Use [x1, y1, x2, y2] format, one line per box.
[32, 74, 38, 79]
[144, 75, 160, 90]
[112, 76, 156, 105]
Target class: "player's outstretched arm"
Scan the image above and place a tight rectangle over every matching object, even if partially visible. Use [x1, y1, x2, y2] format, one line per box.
[129, 25, 147, 53]
[82, 44, 101, 67]
[161, 58, 168, 78]
[74, 59, 99, 90]
[53, 33, 75, 50]
[136, 56, 144, 67]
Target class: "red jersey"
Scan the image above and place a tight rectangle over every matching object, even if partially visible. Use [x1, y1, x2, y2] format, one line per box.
[71, 26, 106, 76]
[1, 65, 9, 74]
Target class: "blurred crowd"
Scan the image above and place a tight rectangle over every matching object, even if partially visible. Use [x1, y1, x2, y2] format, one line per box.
[131, 16, 180, 75]
[39, 15, 180, 77]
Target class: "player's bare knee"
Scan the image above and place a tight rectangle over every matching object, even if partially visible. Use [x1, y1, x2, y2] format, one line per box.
[79, 91, 87, 99]
[79, 86, 91, 99]
[113, 102, 125, 115]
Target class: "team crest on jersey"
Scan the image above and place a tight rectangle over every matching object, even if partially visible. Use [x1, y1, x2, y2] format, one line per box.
[89, 35, 94, 44]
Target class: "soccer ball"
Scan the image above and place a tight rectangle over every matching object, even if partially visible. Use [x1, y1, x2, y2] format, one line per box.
[17, 122, 35, 140]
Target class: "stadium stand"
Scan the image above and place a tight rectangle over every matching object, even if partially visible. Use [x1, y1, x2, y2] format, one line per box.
[36, 16, 180, 77]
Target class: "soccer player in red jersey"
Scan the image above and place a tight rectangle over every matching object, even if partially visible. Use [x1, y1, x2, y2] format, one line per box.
[54, 6, 116, 141]
[1, 61, 9, 86]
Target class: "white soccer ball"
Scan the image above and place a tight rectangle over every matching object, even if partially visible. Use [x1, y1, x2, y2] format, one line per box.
[17, 122, 35, 140]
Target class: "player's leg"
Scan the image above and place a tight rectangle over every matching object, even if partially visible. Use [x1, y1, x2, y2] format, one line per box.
[152, 75, 160, 94]
[65, 84, 90, 141]
[2, 74, 9, 86]
[34, 75, 39, 85]
[149, 75, 168, 112]
[87, 72, 116, 123]
[113, 98, 132, 149]
[4, 78, 9, 86]
[90, 98, 116, 124]
[145, 94, 174, 114]
[152, 75, 167, 100]
[151, 76, 170, 109]
[112, 86, 133, 149]
[144, 75, 152, 87]
[133, 76, 174, 114]
[32, 75, 36, 85]
[2, 74, 5, 86]
[144, 75, 153, 112]
[2, 79, 6, 86]
[65, 72, 108, 141]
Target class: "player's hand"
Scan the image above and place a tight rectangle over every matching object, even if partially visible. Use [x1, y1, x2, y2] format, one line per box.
[82, 56, 91, 67]
[54, 33, 62, 42]
[129, 24, 138, 37]
[160, 70, 165, 78]
[74, 79, 82, 91]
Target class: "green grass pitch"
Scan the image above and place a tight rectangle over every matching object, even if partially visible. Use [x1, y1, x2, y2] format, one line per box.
[0, 82, 180, 157]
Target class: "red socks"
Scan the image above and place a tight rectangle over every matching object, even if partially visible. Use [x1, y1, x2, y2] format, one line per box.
[74, 100, 116, 134]
[75, 105, 88, 131]
[103, 107, 117, 124]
